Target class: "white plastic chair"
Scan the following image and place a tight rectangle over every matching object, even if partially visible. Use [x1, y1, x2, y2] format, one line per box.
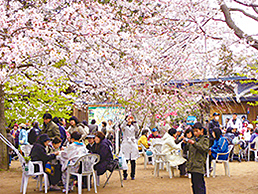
[152, 143, 176, 178]
[248, 137, 258, 161]
[212, 145, 234, 178]
[20, 144, 32, 157]
[66, 154, 100, 194]
[140, 143, 154, 169]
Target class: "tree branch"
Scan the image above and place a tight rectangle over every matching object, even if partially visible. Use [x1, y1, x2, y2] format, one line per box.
[233, 0, 258, 7]
[221, 4, 258, 50]
[229, 8, 258, 22]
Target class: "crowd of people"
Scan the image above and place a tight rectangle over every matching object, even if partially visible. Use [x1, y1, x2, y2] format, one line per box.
[5, 112, 258, 194]
[6, 113, 117, 192]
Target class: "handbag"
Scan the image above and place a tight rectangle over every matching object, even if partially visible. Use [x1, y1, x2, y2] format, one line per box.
[45, 163, 55, 176]
[118, 151, 128, 170]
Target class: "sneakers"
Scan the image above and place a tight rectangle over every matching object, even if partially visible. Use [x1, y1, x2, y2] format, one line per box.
[62, 189, 70, 193]
[131, 177, 135, 180]
[50, 185, 61, 191]
[123, 177, 127, 180]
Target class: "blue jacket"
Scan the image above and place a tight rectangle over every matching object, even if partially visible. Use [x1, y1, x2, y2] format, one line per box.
[19, 128, 28, 145]
[211, 136, 229, 160]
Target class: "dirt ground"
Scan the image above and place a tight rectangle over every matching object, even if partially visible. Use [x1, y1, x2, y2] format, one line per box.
[1, 157, 258, 194]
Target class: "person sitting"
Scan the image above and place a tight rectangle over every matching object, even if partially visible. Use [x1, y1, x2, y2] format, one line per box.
[138, 129, 150, 151]
[249, 127, 258, 149]
[60, 131, 88, 192]
[46, 137, 63, 189]
[224, 127, 235, 145]
[147, 128, 161, 141]
[244, 124, 254, 142]
[30, 134, 60, 191]
[92, 131, 113, 176]
[210, 127, 229, 162]
[86, 134, 96, 153]
[162, 128, 187, 177]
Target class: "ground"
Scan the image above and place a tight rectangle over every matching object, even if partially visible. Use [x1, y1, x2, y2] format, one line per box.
[1, 157, 258, 194]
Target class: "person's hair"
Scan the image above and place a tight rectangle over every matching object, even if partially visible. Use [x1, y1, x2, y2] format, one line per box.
[32, 121, 39, 129]
[91, 119, 96, 124]
[213, 127, 222, 141]
[226, 127, 233, 133]
[184, 128, 193, 137]
[202, 127, 207, 135]
[193, 122, 202, 130]
[255, 127, 258, 134]
[102, 121, 107, 127]
[43, 113, 52, 120]
[71, 131, 81, 140]
[69, 116, 79, 125]
[52, 136, 62, 144]
[241, 116, 246, 119]
[168, 128, 177, 137]
[52, 117, 60, 125]
[6, 128, 10, 133]
[142, 129, 149, 136]
[82, 120, 88, 126]
[95, 131, 105, 142]
[233, 113, 237, 116]
[108, 119, 112, 122]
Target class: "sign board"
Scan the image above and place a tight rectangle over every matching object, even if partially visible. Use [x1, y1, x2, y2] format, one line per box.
[88, 106, 125, 127]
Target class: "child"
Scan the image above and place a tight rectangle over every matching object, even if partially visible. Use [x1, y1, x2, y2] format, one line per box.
[186, 122, 209, 194]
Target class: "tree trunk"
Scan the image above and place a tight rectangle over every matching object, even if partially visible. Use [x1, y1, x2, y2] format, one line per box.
[0, 84, 8, 170]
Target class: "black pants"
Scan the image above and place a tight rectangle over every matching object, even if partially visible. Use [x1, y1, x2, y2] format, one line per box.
[48, 164, 62, 185]
[123, 160, 136, 178]
[179, 162, 186, 176]
[191, 172, 206, 194]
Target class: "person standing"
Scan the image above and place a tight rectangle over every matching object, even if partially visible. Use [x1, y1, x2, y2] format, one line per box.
[41, 113, 61, 138]
[101, 121, 107, 136]
[88, 119, 98, 134]
[67, 116, 87, 141]
[120, 115, 139, 180]
[28, 121, 41, 145]
[208, 113, 220, 136]
[186, 122, 209, 194]
[227, 113, 242, 133]
[11, 123, 20, 149]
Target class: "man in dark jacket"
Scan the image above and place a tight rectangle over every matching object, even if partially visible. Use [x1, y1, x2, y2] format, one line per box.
[41, 113, 61, 138]
[28, 121, 41, 145]
[186, 122, 209, 194]
[208, 113, 220, 136]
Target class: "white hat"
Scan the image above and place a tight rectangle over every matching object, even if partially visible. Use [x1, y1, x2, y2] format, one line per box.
[176, 127, 183, 132]
[247, 124, 254, 129]
[19, 123, 26, 129]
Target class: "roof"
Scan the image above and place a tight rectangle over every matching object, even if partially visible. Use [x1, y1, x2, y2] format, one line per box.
[168, 76, 250, 85]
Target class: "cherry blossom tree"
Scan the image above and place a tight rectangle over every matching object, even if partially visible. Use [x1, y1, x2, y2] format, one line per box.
[0, 0, 257, 169]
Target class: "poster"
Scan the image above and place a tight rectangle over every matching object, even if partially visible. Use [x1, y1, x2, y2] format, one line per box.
[88, 106, 125, 127]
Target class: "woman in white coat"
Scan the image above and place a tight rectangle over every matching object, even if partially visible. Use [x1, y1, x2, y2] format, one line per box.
[120, 115, 139, 180]
[162, 128, 187, 177]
